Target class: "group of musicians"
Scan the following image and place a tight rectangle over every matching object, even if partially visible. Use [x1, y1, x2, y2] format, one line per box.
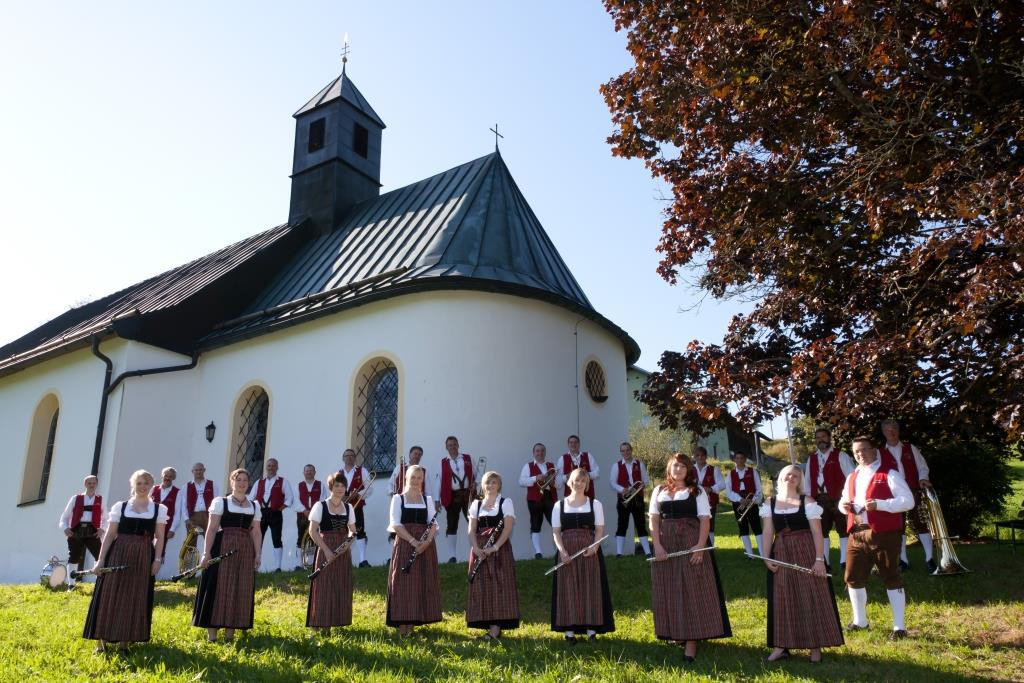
[63, 421, 933, 661]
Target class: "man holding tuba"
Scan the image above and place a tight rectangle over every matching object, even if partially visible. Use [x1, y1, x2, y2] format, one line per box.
[879, 419, 936, 573]
[609, 442, 652, 557]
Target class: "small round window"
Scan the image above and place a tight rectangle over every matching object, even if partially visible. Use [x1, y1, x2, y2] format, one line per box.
[585, 361, 608, 403]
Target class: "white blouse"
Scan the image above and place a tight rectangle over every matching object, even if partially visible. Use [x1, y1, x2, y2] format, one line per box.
[108, 500, 168, 525]
[309, 499, 356, 524]
[551, 498, 604, 528]
[389, 494, 437, 531]
[648, 485, 711, 518]
[469, 498, 516, 519]
[210, 496, 263, 521]
[759, 497, 824, 520]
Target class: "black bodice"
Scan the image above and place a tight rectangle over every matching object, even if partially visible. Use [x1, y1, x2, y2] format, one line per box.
[399, 495, 430, 524]
[559, 498, 596, 530]
[219, 497, 256, 529]
[771, 496, 811, 531]
[116, 501, 158, 536]
[475, 497, 505, 530]
[658, 491, 699, 519]
[318, 500, 350, 531]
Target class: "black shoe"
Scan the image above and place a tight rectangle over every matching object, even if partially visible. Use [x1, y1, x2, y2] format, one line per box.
[564, 634, 577, 645]
[645, 553, 654, 559]
[274, 568, 281, 573]
[448, 557, 457, 564]
[845, 623, 868, 632]
[682, 655, 695, 663]
[899, 560, 909, 571]
[588, 633, 597, 642]
[926, 558, 938, 573]
[765, 649, 790, 662]
[615, 554, 623, 558]
[534, 553, 543, 560]
[889, 629, 908, 640]
[358, 560, 370, 568]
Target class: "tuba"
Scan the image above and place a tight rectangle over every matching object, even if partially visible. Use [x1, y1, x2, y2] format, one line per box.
[475, 457, 488, 499]
[922, 486, 969, 576]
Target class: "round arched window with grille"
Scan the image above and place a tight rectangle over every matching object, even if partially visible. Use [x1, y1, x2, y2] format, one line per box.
[231, 386, 270, 485]
[584, 360, 608, 403]
[353, 358, 399, 475]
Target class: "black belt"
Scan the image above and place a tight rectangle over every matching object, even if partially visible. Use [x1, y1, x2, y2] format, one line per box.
[851, 523, 871, 532]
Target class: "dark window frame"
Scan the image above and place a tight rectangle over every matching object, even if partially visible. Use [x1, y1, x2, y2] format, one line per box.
[307, 118, 326, 153]
[353, 123, 369, 158]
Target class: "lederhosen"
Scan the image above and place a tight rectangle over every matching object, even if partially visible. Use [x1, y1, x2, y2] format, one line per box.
[193, 497, 257, 629]
[650, 489, 731, 641]
[466, 498, 520, 631]
[526, 461, 556, 534]
[306, 500, 353, 628]
[614, 460, 649, 542]
[443, 457, 473, 537]
[843, 471, 904, 591]
[67, 495, 102, 568]
[765, 496, 843, 649]
[550, 499, 614, 634]
[385, 495, 442, 626]
[257, 479, 285, 550]
[83, 502, 157, 643]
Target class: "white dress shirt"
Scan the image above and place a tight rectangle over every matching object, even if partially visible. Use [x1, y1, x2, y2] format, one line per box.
[838, 459, 914, 525]
[555, 452, 601, 489]
[156, 485, 184, 533]
[295, 478, 324, 512]
[649, 486, 712, 518]
[188, 479, 218, 513]
[469, 497, 516, 519]
[247, 475, 295, 508]
[694, 464, 726, 496]
[880, 442, 930, 483]
[802, 449, 856, 495]
[342, 466, 373, 501]
[519, 460, 554, 488]
[552, 498, 605, 528]
[59, 494, 109, 531]
[609, 458, 649, 494]
[725, 467, 763, 503]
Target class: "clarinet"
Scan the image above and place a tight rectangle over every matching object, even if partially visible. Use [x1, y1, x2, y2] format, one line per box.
[170, 549, 237, 581]
[70, 565, 128, 580]
[400, 511, 439, 573]
[468, 518, 505, 583]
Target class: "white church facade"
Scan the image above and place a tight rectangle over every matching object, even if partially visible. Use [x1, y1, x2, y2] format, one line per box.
[0, 70, 639, 582]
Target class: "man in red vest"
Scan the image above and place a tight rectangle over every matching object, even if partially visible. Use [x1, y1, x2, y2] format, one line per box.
[183, 462, 218, 555]
[438, 435, 476, 563]
[556, 435, 600, 498]
[840, 435, 914, 639]
[294, 463, 322, 569]
[151, 467, 183, 559]
[58, 474, 107, 574]
[341, 449, 374, 567]
[725, 451, 763, 557]
[880, 419, 935, 573]
[693, 446, 725, 544]
[518, 442, 557, 558]
[248, 458, 294, 572]
[609, 441, 652, 557]
[803, 428, 855, 571]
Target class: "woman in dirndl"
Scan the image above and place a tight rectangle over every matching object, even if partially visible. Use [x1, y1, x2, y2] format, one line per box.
[83, 469, 167, 653]
[551, 467, 614, 643]
[466, 471, 520, 640]
[306, 470, 357, 634]
[386, 464, 441, 636]
[192, 468, 263, 642]
[650, 453, 731, 662]
[760, 464, 844, 663]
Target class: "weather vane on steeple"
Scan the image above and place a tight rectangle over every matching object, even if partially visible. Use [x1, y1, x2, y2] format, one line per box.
[489, 123, 504, 151]
[341, 33, 351, 74]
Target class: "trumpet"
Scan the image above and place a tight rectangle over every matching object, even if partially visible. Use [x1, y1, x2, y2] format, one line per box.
[922, 486, 969, 576]
[535, 468, 558, 493]
[621, 480, 646, 504]
[343, 472, 377, 506]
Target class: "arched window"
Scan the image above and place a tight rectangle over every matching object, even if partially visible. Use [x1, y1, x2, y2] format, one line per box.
[231, 386, 270, 484]
[20, 394, 60, 504]
[353, 358, 398, 475]
[585, 360, 608, 403]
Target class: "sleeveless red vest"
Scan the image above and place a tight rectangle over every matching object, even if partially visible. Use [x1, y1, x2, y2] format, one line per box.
[186, 480, 214, 515]
[699, 465, 720, 507]
[440, 454, 474, 508]
[345, 468, 366, 510]
[561, 452, 595, 497]
[527, 460, 556, 502]
[71, 494, 102, 527]
[616, 460, 643, 495]
[731, 467, 756, 497]
[878, 447, 899, 474]
[845, 469, 903, 533]
[298, 480, 322, 510]
[255, 477, 285, 510]
[809, 449, 846, 498]
[886, 442, 920, 489]
[151, 485, 179, 528]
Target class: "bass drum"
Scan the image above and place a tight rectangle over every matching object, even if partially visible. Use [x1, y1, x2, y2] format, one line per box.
[40, 556, 68, 590]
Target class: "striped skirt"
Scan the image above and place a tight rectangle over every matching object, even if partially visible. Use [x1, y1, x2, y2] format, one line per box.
[550, 528, 615, 633]
[466, 528, 520, 630]
[651, 517, 731, 641]
[767, 528, 844, 649]
[306, 530, 353, 628]
[192, 528, 256, 629]
[386, 523, 442, 626]
[83, 534, 155, 642]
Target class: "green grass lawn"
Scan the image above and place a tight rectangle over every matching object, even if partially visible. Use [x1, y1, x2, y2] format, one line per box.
[2, 468, 1022, 682]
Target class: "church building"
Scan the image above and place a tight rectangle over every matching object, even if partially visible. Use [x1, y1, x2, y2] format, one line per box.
[0, 67, 639, 581]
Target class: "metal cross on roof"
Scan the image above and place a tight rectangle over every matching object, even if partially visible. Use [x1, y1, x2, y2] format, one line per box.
[341, 33, 351, 73]
[489, 123, 504, 151]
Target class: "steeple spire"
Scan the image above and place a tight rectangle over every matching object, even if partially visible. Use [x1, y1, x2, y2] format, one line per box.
[340, 33, 350, 75]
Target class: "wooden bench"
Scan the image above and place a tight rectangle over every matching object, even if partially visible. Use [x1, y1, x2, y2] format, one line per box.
[994, 498, 1024, 551]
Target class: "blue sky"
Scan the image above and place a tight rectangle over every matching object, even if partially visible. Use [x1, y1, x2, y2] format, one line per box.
[0, 2, 782, 434]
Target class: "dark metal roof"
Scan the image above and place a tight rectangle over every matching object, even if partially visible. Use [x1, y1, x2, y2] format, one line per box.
[0, 224, 303, 376]
[294, 72, 386, 127]
[201, 152, 640, 363]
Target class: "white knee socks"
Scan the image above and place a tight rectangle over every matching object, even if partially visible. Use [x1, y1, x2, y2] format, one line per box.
[887, 588, 906, 631]
[639, 537, 651, 555]
[272, 547, 283, 571]
[531, 532, 542, 555]
[615, 536, 625, 555]
[919, 533, 934, 562]
[900, 535, 909, 563]
[356, 538, 367, 564]
[740, 536, 753, 555]
[755, 534, 764, 554]
[708, 532, 715, 545]
[839, 537, 848, 563]
[848, 587, 868, 627]
[823, 537, 831, 564]
[447, 534, 458, 559]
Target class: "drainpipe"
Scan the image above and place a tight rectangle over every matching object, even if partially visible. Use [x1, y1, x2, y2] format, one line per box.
[90, 335, 200, 476]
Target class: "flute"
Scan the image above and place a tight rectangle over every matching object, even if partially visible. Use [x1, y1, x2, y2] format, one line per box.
[645, 546, 714, 562]
[745, 552, 832, 577]
[544, 535, 609, 576]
